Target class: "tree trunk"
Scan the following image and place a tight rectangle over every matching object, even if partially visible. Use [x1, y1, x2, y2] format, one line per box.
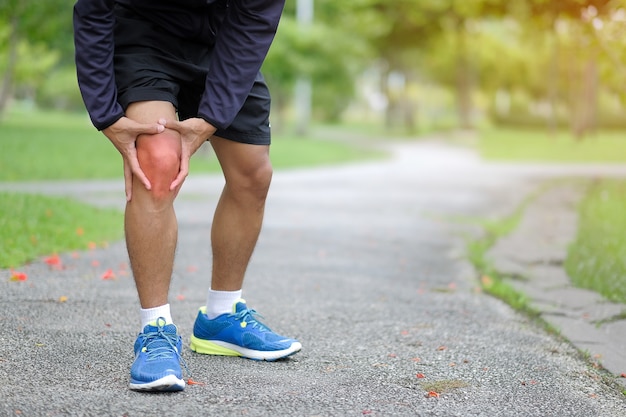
[546, 24, 559, 136]
[455, 20, 472, 130]
[0, 15, 19, 118]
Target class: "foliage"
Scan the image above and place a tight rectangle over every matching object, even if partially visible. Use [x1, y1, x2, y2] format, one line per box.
[0, 0, 74, 113]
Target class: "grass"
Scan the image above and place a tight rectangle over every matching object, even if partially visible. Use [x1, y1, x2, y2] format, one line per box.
[0, 108, 385, 182]
[479, 128, 626, 163]
[0, 192, 123, 269]
[0, 107, 386, 269]
[564, 179, 626, 303]
[462, 189, 541, 314]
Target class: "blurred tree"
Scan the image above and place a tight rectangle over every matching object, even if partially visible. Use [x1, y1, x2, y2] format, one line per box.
[263, 0, 373, 131]
[0, 0, 73, 116]
[368, 0, 508, 131]
[514, 0, 614, 138]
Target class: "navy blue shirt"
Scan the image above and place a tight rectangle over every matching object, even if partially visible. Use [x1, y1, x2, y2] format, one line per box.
[73, 0, 285, 131]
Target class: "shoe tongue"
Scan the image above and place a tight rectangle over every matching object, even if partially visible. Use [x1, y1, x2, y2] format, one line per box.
[145, 322, 177, 335]
[233, 299, 248, 314]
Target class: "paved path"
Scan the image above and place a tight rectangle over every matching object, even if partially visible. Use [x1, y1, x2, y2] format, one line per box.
[1, 141, 626, 416]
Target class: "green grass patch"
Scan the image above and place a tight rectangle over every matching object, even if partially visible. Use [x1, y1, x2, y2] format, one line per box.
[0, 108, 386, 182]
[461, 188, 543, 315]
[0, 192, 123, 269]
[479, 128, 626, 163]
[565, 179, 626, 303]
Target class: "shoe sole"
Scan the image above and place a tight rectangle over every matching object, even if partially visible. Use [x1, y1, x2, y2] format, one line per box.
[129, 374, 185, 392]
[189, 336, 302, 361]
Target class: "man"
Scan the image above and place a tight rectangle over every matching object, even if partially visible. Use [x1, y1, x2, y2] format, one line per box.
[73, 0, 301, 392]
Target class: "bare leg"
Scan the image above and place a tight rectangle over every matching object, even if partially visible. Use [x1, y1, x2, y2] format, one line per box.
[209, 136, 272, 291]
[124, 101, 181, 308]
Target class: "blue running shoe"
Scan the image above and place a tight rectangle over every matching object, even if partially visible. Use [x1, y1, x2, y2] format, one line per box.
[129, 318, 186, 392]
[190, 299, 302, 361]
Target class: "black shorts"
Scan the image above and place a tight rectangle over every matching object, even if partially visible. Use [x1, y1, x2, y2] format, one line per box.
[112, 5, 271, 145]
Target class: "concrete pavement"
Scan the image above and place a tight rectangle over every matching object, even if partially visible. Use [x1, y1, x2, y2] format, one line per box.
[1, 140, 625, 416]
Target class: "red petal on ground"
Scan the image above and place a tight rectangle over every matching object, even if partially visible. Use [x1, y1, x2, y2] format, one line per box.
[101, 269, 116, 280]
[426, 391, 439, 398]
[44, 255, 62, 266]
[187, 378, 206, 386]
[10, 271, 28, 282]
[416, 373, 425, 378]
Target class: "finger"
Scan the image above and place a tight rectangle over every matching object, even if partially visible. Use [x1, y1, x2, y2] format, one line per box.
[127, 155, 152, 191]
[131, 121, 165, 136]
[123, 160, 133, 202]
[161, 118, 183, 132]
[170, 152, 190, 191]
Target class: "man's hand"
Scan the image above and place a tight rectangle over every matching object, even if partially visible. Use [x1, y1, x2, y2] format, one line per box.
[161, 117, 217, 191]
[102, 117, 165, 201]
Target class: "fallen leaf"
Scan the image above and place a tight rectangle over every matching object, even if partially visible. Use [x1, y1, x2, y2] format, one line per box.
[58, 296, 68, 303]
[44, 254, 62, 269]
[101, 269, 116, 280]
[9, 271, 28, 282]
[426, 391, 439, 398]
[437, 345, 447, 351]
[187, 378, 205, 386]
[481, 275, 493, 287]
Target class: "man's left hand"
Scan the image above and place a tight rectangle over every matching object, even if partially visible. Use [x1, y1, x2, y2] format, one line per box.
[161, 117, 217, 190]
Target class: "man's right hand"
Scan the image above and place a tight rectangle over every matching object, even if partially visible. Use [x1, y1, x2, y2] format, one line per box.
[102, 117, 165, 202]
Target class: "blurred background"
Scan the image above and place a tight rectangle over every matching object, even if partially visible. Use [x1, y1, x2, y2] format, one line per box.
[2, 0, 626, 139]
[0, 0, 626, 140]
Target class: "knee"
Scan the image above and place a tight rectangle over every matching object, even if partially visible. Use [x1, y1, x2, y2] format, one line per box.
[230, 158, 273, 202]
[136, 131, 181, 201]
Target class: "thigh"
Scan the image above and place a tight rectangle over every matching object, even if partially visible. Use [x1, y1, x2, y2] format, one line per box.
[126, 101, 176, 125]
[126, 101, 181, 154]
[210, 136, 271, 182]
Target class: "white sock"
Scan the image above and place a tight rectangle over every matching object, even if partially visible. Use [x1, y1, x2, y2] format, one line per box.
[140, 304, 173, 329]
[206, 289, 242, 319]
